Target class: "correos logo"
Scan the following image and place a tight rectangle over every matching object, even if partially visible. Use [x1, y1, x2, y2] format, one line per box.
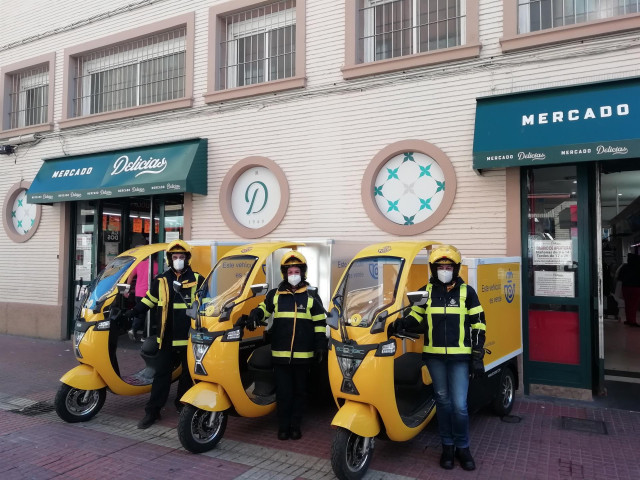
[504, 270, 516, 304]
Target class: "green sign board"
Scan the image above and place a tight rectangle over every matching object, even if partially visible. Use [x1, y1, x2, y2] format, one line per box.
[27, 138, 207, 203]
[473, 78, 640, 170]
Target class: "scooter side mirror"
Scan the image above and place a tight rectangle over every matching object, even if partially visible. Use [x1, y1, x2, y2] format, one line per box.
[186, 299, 199, 320]
[407, 291, 429, 307]
[220, 301, 235, 321]
[116, 283, 131, 295]
[326, 307, 340, 330]
[370, 310, 389, 334]
[172, 280, 182, 293]
[250, 283, 268, 296]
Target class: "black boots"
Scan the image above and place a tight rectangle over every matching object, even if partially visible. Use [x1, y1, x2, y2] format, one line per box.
[137, 410, 161, 429]
[455, 447, 476, 471]
[440, 444, 454, 469]
[289, 426, 302, 440]
[277, 428, 290, 440]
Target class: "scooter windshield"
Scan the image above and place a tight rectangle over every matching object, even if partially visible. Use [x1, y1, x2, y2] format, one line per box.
[338, 256, 404, 328]
[199, 255, 258, 317]
[83, 256, 136, 311]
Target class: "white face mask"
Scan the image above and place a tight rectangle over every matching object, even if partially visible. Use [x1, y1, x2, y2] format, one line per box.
[437, 269, 454, 284]
[288, 274, 302, 287]
[173, 258, 185, 271]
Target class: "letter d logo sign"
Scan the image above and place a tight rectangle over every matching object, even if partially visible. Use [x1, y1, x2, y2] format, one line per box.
[245, 181, 268, 215]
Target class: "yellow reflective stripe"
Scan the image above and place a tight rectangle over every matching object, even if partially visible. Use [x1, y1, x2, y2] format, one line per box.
[141, 297, 155, 308]
[469, 306, 484, 315]
[173, 303, 187, 309]
[147, 292, 158, 303]
[293, 351, 314, 358]
[425, 284, 434, 349]
[259, 304, 269, 316]
[314, 326, 326, 333]
[172, 340, 188, 346]
[276, 311, 312, 320]
[312, 314, 326, 321]
[457, 284, 468, 348]
[272, 350, 291, 358]
[409, 310, 422, 322]
[273, 292, 280, 316]
[183, 281, 197, 288]
[471, 323, 486, 331]
[423, 346, 472, 354]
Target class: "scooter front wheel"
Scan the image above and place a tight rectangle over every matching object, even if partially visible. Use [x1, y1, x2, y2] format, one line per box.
[331, 427, 375, 480]
[54, 384, 106, 423]
[178, 404, 228, 453]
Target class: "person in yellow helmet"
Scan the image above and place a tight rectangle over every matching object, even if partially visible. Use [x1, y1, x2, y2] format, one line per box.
[390, 245, 486, 471]
[124, 239, 204, 429]
[243, 250, 327, 441]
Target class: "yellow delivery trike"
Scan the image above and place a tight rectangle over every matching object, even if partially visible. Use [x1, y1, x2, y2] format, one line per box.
[177, 241, 307, 453]
[326, 241, 521, 479]
[55, 243, 177, 422]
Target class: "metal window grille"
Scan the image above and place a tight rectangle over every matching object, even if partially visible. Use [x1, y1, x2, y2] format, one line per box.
[518, 0, 640, 34]
[8, 66, 49, 129]
[219, 0, 296, 90]
[72, 26, 186, 117]
[358, 0, 465, 64]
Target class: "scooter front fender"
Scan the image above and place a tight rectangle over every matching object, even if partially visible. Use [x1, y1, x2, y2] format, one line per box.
[60, 364, 107, 391]
[331, 401, 381, 438]
[180, 381, 232, 412]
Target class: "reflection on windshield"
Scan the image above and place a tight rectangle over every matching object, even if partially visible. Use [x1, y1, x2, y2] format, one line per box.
[200, 255, 258, 317]
[84, 256, 135, 311]
[336, 256, 403, 328]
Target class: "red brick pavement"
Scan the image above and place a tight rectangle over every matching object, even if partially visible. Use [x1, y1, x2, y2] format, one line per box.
[1, 334, 640, 479]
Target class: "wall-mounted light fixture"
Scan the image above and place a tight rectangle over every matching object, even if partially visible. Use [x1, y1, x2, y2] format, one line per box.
[0, 145, 15, 155]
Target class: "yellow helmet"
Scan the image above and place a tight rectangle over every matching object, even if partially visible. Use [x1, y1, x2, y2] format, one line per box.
[429, 244, 461, 279]
[166, 239, 191, 266]
[280, 250, 307, 280]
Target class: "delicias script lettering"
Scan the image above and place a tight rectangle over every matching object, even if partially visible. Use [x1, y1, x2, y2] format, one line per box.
[111, 155, 167, 177]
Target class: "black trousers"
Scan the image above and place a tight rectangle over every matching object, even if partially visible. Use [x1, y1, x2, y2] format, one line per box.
[273, 363, 309, 430]
[145, 345, 191, 414]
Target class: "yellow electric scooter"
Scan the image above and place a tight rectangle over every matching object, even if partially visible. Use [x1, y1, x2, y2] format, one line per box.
[177, 241, 304, 453]
[326, 241, 440, 480]
[54, 243, 179, 422]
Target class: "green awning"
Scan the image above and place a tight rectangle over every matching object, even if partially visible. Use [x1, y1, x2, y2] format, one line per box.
[27, 138, 207, 203]
[473, 77, 640, 170]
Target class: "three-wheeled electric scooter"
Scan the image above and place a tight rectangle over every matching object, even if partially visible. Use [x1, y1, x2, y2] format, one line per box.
[177, 241, 305, 453]
[54, 243, 177, 422]
[326, 241, 441, 480]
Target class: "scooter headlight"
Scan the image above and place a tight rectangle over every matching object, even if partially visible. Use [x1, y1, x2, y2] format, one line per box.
[73, 331, 85, 359]
[337, 356, 363, 379]
[192, 342, 210, 376]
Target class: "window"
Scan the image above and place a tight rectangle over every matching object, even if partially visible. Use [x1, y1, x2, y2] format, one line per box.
[8, 66, 49, 129]
[360, 0, 466, 63]
[0, 54, 54, 135]
[220, 1, 296, 89]
[73, 27, 186, 117]
[344, 1, 479, 80]
[518, 0, 639, 33]
[61, 13, 194, 128]
[502, 1, 640, 52]
[205, 0, 306, 103]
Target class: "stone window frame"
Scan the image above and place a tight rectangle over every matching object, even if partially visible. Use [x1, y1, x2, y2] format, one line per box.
[60, 12, 195, 129]
[3, 180, 42, 243]
[343, 1, 481, 80]
[361, 139, 456, 235]
[205, 0, 307, 103]
[0, 53, 55, 139]
[219, 156, 290, 238]
[501, 1, 640, 52]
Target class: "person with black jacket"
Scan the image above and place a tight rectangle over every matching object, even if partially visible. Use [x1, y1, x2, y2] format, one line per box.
[243, 250, 327, 441]
[124, 239, 203, 429]
[390, 244, 485, 471]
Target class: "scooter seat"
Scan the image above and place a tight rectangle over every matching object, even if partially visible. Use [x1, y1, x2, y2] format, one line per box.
[394, 353, 423, 385]
[248, 344, 272, 370]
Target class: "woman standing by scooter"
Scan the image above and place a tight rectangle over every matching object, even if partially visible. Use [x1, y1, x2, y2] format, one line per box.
[242, 250, 327, 440]
[391, 244, 486, 471]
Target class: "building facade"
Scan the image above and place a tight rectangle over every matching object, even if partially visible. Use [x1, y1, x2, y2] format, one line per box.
[2, 0, 639, 400]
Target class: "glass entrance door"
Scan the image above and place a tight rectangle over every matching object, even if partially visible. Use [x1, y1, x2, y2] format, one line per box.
[522, 164, 594, 391]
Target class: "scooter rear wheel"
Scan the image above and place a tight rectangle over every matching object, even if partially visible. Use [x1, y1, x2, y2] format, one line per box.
[331, 427, 375, 480]
[54, 384, 106, 423]
[178, 404, 227, 453]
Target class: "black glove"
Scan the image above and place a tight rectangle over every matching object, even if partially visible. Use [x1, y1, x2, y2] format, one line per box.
[234, 314, 249, 328]
[314, 349, 324, 364]
[388, 317, 409, 336]
[246, 309, 263, 331]
[471, 348, 485, 379]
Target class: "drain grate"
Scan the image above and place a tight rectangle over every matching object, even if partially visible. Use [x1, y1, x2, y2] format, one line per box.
[560, 416, 608, 435]
[10, 402, 55, 416]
